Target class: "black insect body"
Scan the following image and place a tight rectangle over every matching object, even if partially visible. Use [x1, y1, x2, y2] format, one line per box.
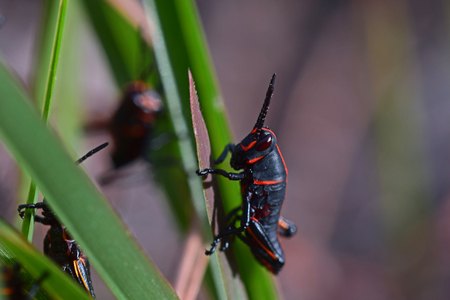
[1, 263, 47, 300]
[17, 143, 108, 298]
[18, 203, 95, 298]
[110, 81, 163, 169]
[197, 74, 296, 274]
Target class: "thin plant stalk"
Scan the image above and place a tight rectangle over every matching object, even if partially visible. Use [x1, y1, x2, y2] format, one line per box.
[21, 0, 68, 241]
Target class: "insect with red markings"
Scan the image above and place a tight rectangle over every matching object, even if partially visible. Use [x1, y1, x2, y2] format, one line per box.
[107, 31, 164, 170]
[17, 143, 108, 298]
[109, 81, 163, 169]
[197, 74, 296, 274]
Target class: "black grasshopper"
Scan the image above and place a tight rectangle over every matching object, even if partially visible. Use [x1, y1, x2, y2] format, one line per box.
[109, 81, 163, 169]
[197, 74, 296, 274]
[109, 32, 163, 170]
[18, 143, 108, 297]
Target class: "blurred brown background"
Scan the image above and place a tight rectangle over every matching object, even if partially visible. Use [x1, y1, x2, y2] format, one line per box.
[2, 0, 450, 299]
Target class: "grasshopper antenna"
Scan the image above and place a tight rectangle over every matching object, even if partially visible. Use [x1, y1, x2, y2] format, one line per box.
[76, 142, 109, 165]
[254, 73, 276, 138]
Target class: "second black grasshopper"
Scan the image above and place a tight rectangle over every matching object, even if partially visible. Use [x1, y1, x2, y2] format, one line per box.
[18, 142, 108, 298]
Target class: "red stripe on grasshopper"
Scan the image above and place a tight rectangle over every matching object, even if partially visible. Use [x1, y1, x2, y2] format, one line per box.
[247, 219, 278, 261]
[254, 179, 283, 185]
[241, 140, 256, 151]
[247, 156, 264, 164]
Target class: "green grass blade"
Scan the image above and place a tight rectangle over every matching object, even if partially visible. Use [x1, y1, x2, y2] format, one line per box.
[143, 2, 249, 299]
[189, 71, 247, 300]
[0, 62, 178, 299]
[31, 0, 60, 105]
[143, 2, 231, 299]
[41, 0, 67, 122]
[21, 182, 38, 242]
[50, 0, 84, 147]
[21, 0, 68, 242]
[81, 0, 141, 86]
[146, 1, 280, 299]
[0, 218, 92, 300]
[143, 1, 206, 233]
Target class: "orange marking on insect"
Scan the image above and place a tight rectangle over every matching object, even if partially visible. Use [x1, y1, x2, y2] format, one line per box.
[241, 140, 256, 151]
[73, 261, 80, 278]
[247, 223, 278, 261]
[133, 80, 147, 92]
[2, 287, 13, 295]
[74, 261, 90, 293]
[253, 179, 283, 185]
[278, 219, 288, 230]
[247, 156, 264, 164]
[276, 145, 288, 177]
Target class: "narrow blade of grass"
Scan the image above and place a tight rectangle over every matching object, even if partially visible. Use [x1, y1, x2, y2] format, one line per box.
[142, 0, 208, 243]
[41, 0, 67, 122]
[31, 0, 61, 105]
[21, 0, 68, 242]
[189, 70, 246, 300]
[0, 218, 92, 300]
[50, 0, 84, 147]
[146, 1, 280, 299]
[0, 61, 178, 299]
[21, 182, 38, 242]
[143, 2, 236, 298]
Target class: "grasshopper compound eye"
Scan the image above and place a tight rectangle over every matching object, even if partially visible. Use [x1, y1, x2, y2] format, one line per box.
[255, 134, 272, 151]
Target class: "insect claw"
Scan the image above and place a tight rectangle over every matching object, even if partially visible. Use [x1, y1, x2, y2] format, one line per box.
[205, 238, 220, 255]
[17, 206, 26, 219]
[196, 169, 208, 176]
[205, 248, 215, 255]
[220, 241, 229, 251]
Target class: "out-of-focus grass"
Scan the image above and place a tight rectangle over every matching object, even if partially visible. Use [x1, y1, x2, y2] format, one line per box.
[360, 1, 435, 297]
[21, 0, 68, 243]
[363, 0, 431, 247]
